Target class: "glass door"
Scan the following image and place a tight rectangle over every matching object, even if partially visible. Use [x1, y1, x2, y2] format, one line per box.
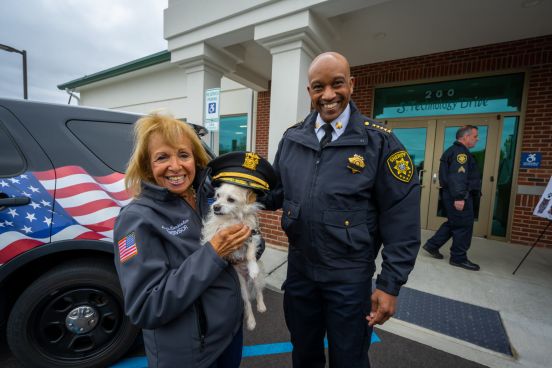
[386, 119, 437, 228]
[427, 117, 499, 237]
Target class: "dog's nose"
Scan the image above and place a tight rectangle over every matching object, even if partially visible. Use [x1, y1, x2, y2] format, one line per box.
[213, 204, 221, 212]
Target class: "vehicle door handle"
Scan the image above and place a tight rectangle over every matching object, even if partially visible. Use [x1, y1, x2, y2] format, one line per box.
[0, 195, 31, 208]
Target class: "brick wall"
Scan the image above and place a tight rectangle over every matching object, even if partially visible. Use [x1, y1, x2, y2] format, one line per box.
[256, 35, 552, 247]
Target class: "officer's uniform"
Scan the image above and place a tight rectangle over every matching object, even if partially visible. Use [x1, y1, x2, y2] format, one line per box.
[265, 102, 421, 367]
[425, 141, 481, 262]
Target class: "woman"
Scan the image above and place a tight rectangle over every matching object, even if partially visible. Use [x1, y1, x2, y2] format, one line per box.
[114, 113, 250, 368]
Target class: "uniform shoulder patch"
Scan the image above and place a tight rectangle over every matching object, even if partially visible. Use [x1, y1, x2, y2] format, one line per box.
[387, 150, 414, 183]
[364, 120, 392, 134]
[457, 153, 467, 164]
[118, 232, 138, 263]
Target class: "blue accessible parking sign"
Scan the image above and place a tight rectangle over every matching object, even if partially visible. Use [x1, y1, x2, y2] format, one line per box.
[520, 152, 541, 168]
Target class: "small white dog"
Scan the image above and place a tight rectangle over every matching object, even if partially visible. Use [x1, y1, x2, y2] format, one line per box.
[201, 182, 267, 330]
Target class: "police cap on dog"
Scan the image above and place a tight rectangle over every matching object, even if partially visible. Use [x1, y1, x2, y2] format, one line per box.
[209, 151, 277, 193]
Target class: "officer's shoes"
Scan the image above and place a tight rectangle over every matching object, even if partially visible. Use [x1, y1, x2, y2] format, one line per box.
[422, 244, 444, 259]
[449, 259, 480, 271]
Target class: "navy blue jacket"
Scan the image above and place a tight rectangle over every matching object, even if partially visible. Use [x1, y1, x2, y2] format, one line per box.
[266, 102, 421, 296]
[439, 141, 481, 200]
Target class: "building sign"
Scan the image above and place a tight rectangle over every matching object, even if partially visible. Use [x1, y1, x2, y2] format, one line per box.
[520, 152, 541, 168]
[374, 73, 524, 119]
[533, 177, 552, 220]
[205, 88, 220, 131]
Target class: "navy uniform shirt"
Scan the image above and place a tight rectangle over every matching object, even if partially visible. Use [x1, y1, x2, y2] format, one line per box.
[439, 141, 482, 200]
[265, 102, 421, 296]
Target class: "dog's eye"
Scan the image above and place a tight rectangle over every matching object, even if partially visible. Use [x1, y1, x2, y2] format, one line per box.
[228, 197, 235, 203]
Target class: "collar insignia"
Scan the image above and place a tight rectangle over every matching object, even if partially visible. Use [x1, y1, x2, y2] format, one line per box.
[457, 154, 467, 164]
[336, 122, 343, 129]
[387, 150, 414, 182]
[243, 152, 260, 171]
[347, 154, 365, 174]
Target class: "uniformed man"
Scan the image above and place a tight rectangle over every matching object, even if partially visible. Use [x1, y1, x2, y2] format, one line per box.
[263, 52, 421, 367]
[422, 125, 482, 271]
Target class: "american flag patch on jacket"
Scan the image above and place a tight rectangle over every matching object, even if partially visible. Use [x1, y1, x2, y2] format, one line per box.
[118, 232, 138, 263]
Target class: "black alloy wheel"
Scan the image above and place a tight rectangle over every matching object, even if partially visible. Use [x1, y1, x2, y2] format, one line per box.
[6, 259, 139, 368]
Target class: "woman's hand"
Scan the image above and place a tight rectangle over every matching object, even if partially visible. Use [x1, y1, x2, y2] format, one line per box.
[210, 224, 251, 258]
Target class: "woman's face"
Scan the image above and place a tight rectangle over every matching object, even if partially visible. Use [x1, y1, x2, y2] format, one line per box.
[148, 132, 196, 197]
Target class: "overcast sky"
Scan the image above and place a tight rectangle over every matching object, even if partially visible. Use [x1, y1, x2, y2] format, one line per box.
[0, 0, 168, 104]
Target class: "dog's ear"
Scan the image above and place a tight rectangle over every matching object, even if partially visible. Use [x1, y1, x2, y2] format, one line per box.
[246, 190, 257, 204]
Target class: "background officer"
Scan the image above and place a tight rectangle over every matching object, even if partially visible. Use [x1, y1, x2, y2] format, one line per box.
[264, 52, 421, 367]
[423, 125, 482, 271]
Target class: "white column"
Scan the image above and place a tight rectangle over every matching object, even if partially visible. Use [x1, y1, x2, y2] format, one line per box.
[181, 61, 223, 126]
[255, 10, 332, 162]
[266, 46, 313, 162]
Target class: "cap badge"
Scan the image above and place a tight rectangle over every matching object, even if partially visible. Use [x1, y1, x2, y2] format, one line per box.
[243, 152, 260, 171]
[347, 154, 365, 174]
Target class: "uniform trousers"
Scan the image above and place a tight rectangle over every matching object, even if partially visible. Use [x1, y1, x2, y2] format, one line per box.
[425, 191, 475, 262]
[283, 265, 373, 368]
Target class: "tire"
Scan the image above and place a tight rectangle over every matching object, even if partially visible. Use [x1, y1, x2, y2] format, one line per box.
[6, 259, 140, 368]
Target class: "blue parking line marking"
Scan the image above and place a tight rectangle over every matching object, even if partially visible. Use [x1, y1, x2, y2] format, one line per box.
[111, 332, 380, 367]
[110, 356, 148, 368]
[243, 341, 293, 357]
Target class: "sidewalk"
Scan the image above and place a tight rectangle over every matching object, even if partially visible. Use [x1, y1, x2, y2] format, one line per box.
[262, 230, 552, 368]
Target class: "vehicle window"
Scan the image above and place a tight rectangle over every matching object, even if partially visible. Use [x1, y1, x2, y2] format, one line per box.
[0, 122, 25, 177]
[67, 120, 134, 173]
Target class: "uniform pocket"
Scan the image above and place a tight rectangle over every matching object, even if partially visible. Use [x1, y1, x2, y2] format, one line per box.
[281, 200, 300, 235]
[322, 209, 372, 255]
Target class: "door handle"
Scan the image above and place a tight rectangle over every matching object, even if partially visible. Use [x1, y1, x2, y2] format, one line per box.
[0, 195, 31, 209]
[418, 169, 426, 188]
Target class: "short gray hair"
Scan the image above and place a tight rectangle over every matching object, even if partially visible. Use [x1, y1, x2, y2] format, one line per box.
[456, 125, 477, 140]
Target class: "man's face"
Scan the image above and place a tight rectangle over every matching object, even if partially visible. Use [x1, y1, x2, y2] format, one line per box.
[307, 55, 354, 123]
[464, 128, 479, 149]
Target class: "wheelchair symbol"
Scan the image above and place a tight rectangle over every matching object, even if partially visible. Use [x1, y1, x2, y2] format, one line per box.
[208, 102, 216, 114]
[526, 153, 536, 163]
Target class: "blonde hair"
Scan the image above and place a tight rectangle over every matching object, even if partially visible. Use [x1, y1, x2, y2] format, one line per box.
[125, 113, 210, 197]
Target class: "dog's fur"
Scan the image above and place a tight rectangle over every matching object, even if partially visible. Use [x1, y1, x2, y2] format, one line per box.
[201, 183, 266, 330]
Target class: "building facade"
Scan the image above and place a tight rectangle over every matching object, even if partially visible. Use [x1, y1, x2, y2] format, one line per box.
[60, 0, 552, 247]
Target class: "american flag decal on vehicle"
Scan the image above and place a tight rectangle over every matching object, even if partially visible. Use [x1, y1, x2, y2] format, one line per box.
[0, 166, 131, 265]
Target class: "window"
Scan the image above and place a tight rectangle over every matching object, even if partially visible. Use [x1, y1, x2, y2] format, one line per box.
[67, 120, 134, 173]
[219, 115, 247, 154]
[0, 122, 25, 177]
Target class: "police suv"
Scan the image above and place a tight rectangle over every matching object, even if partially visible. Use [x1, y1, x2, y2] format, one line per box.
[0, 98, 209, 368]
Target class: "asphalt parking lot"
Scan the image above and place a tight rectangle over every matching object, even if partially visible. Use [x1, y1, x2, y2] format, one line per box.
[1, 288, 488, 368]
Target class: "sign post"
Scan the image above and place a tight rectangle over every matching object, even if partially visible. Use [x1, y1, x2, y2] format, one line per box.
[204, 88, 220, 149]
[513, 176, 552, 274]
